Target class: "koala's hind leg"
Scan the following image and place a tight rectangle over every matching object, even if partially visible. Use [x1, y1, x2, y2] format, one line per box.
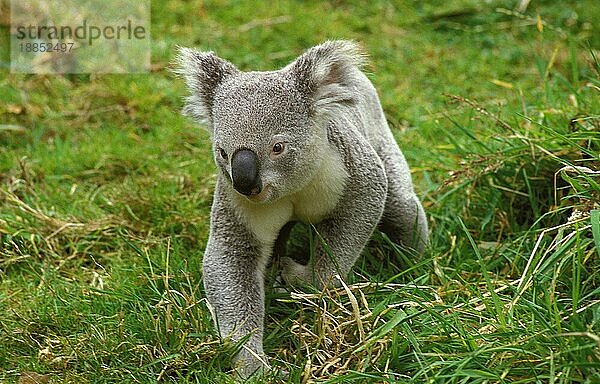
[379, 179, 429, 254]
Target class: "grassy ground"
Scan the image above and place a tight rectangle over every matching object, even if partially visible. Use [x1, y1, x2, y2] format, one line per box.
[1, 0, 599, 383]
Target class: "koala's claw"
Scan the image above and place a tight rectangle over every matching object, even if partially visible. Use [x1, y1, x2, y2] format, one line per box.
[280, 256, 312, 287]
[272, 272, 289, 294]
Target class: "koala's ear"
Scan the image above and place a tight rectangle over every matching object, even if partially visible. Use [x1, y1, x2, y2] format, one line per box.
[285, 40, 366, 115]
[174, 47, 238, 129]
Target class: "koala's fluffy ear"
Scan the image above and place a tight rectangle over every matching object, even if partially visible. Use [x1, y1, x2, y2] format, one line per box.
[175, 47, 238, 130]
[285, 40, 366, 116]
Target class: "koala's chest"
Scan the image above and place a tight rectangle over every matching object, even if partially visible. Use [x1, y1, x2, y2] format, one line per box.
[290, 150, 348, 223]
[237, 150, 348, 245]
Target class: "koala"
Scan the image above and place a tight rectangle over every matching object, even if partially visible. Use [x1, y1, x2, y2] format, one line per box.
[176, 40, 428, 379]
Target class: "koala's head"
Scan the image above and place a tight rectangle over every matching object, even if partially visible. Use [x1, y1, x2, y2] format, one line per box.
[176, 40, 364, 203]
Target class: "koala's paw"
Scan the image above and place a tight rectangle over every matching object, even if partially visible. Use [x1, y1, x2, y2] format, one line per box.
[235, 358, 289, 383]
[234, 349, 270, 381]
[272, 273, 289, 294]
[280, 256, 312, 288]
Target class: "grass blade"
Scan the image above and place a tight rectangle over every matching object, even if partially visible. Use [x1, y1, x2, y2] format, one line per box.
[591, 210, 600, 257]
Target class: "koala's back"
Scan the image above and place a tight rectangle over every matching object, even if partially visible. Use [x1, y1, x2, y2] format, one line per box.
[331, 68, 414, 190]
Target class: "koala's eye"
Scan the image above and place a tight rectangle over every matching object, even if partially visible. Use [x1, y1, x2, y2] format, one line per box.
[218, 148, 228, 160]
[272, 142, 285, 155]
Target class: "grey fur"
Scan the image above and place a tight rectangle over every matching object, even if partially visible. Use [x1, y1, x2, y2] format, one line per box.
[176, 40, 428, 379]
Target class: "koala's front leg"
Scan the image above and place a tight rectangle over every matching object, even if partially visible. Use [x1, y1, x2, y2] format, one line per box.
[282, 134, 388, 289]
[202, 189, 270, 378]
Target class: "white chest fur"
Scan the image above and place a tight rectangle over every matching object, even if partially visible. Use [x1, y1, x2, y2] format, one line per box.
[233, 148, 348, 245]
[290, 148, 348, 223]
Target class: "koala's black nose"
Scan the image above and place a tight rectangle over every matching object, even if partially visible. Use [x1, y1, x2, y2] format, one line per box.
[231, 149, 262, 196]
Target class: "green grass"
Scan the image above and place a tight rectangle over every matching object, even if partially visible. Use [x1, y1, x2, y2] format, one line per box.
[1, 0, 599, 383]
